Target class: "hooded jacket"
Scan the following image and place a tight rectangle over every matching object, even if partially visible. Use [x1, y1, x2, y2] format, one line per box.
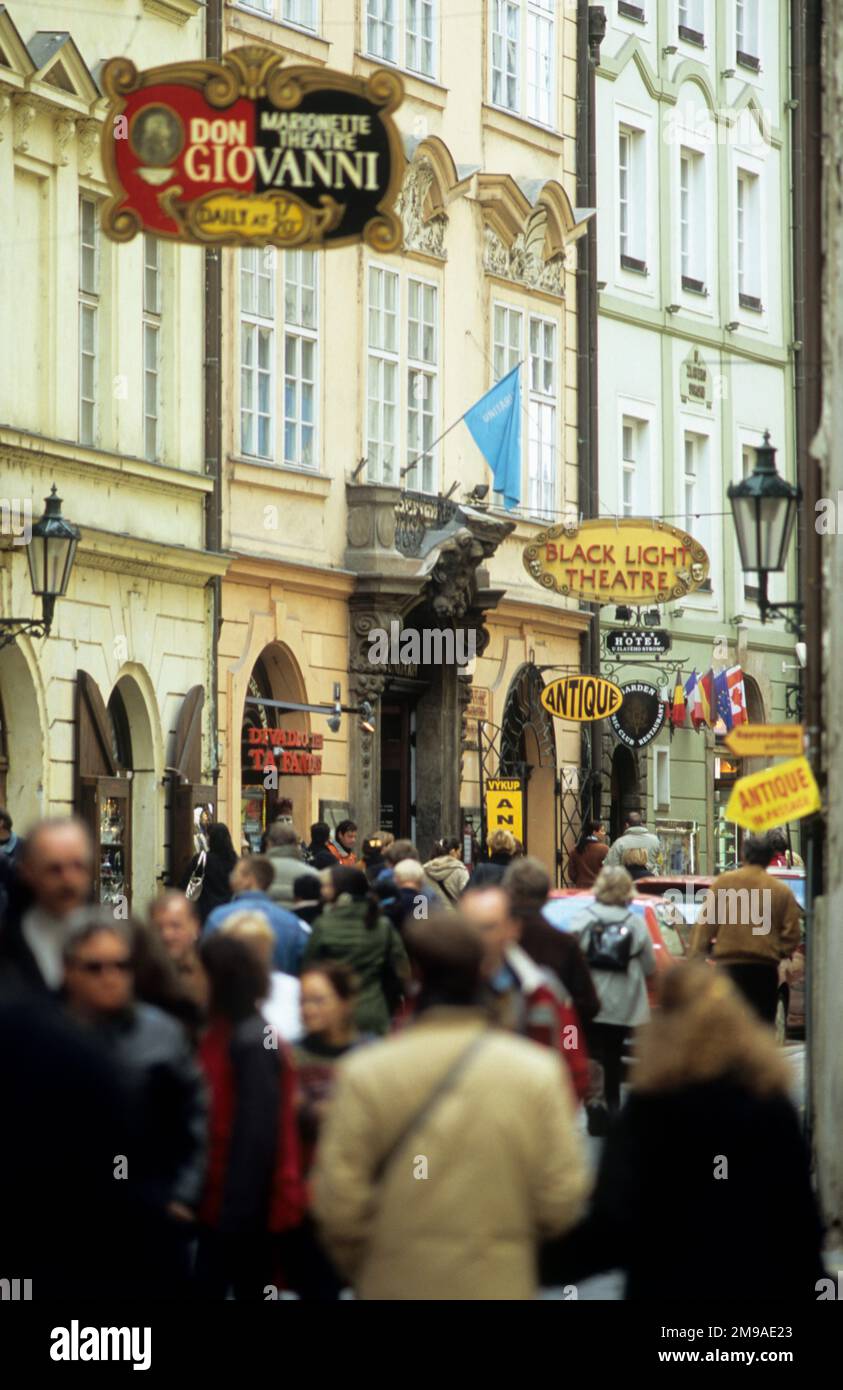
[422, 855, 469, 904]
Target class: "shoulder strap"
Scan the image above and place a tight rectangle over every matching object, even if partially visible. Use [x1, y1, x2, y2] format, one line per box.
[373, 1031, 490, 1183]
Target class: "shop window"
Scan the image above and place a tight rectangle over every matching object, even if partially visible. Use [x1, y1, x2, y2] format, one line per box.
[713, 753, 741, 873]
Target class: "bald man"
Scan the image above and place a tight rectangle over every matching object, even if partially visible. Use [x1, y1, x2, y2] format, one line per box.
[0, 818, 94, 995]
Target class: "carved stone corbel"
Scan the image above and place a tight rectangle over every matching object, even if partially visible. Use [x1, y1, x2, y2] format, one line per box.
[53, 115, 76, 167]
[77, 119, 100, 177]
[12, 97, 36, 153]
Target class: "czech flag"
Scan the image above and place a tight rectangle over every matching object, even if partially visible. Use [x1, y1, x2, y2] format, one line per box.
[727, 666, 748, 726]
[671, 675, 686, 728]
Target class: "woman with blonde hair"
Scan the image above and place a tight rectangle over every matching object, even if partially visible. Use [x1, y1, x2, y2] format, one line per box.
[568, 866, 656, 1111]
[541, 963, 825, 1299]
[468, 828, 518, 889]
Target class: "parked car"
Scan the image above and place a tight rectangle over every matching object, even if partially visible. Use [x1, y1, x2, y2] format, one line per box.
[543, 888, 680, 1006]
[634, 875, 715, 954]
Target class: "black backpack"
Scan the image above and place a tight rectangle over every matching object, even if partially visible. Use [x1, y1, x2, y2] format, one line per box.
[583, 909, 636, 973]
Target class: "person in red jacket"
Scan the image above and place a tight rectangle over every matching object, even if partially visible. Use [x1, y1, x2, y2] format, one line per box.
[461, 886, 590, 1104]
[195, 934, 305, 1301]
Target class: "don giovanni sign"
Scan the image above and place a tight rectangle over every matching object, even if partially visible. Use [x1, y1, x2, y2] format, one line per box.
[101, 46, 404, 250]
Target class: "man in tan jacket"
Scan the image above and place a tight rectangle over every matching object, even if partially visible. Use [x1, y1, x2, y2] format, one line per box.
[312, 916, 590, 1300]
[689, 832, 802, 1025]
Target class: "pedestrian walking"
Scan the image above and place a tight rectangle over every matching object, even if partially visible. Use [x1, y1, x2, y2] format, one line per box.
[0, 807, 24, 868]
[62, 910, 207, 1297]
[467, 828, 517, 888]
[423, 836, 470, 903]
[181, 823, 238, 925]
[148, 890, 208, 1016]
[461, 885, 590, 1103]
[540, 964, 826, 1300]
[374, 839, 445, 912]
[219, 910, 303, 1044]
[689, 831, 801, 1024]
[567, 820, 608, 888]
[622, 847, 651, 883]
[0, 817, 94, 997]
[203, 855, 308, 976]
[303, 866, 410, 1036]
[311, 916, 590, 1300]
[502, 856, 600, 1026]
[361, 832, 393, 883]
[195, 934, 305, 1301]
[767, 828, 805, 868]
[264, 821, 304, 905]
[382, 858, 429, 932]
[604, 812, 661, 873]
[568, 866, 656, 1111]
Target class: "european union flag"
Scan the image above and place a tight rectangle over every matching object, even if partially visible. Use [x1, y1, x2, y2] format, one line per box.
[463, 365, 522, 510]
[713, 669, 733, 731]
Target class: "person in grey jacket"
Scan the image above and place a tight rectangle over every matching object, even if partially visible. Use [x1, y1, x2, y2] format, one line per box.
[604, 813, 661, 874]
[265, 822, 304, 905]
[568, 866, 656, 1111]
[63, 909, 207, 1297]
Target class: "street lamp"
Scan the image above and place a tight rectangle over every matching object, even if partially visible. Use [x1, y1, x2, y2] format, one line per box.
[726, 432, 802, 632]
[0, 485, 80, 651]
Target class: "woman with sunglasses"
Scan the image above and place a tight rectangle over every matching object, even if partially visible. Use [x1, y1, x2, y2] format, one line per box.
[62, 908, 207, 1299]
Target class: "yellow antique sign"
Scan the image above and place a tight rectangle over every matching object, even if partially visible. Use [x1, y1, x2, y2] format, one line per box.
[485, 778, 523, 843]
[523, 518, 710, 606]
[725, 724, 805, 759]
[100, 46, 404, 250]
[725, 756, 821, 832]
[540, 675, 623, 723]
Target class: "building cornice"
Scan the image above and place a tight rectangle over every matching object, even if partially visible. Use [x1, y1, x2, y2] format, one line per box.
[0, 429, 213, 500]
[224, 553, 356, 598]
[595, 300, 791, 367]
[75, 528, 230, 587]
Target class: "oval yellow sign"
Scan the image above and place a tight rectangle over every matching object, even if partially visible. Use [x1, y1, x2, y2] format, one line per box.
[540, 676, 624, 723]
[523, 518, 710, 606]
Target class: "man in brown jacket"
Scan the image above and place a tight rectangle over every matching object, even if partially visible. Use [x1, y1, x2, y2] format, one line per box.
[689, 832, 802, 1024]
[312, 916, 590, 1300]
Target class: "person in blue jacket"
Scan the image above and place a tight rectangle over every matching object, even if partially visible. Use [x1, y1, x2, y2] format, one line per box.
[204, 855, 307, 976]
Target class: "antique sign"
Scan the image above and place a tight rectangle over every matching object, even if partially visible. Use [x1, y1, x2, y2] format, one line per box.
[609, 681, 667, 748]
[523, 518, 710, 606]
[724, 724, 805, 759]
[725, 755, 821, 832]
[606, 628, 672, 657]
[100, 46, 404, 250]
[540, 675, 623, 723]
[485, 778, 523, 843]
[680, 346, 713, 409]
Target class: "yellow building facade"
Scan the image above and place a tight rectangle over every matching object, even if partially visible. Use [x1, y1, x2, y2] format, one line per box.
[218, 0, 592, 869]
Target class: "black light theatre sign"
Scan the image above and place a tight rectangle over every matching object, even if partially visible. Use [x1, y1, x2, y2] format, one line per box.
[606, 629, 672, 657]
[609, 682, 667, 749]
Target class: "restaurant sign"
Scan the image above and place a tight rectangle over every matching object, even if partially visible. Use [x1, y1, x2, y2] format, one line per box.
[101, 46, 404, 250]
[244, 726, 324, 775]
[523, 518, 710, 606]
[609, 682, 667, 749]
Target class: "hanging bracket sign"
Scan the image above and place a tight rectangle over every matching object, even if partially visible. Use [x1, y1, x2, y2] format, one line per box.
[540, 675, 623, 723]
[724, 755, 821, 832]
[609, 681, 667, 748]
[100, 46, 404, 250]
[523, 518, 710, 606]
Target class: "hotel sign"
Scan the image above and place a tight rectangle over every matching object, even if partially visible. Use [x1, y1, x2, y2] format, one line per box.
[101, 46, 404, 250]
[606, 628, 672, 656]
[523, 518, 710, 606]
[680, 346, 713, 409]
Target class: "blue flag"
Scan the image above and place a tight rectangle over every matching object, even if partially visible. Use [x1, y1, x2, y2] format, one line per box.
[713, 669, 733, 731]
[463, 365, 522, 510]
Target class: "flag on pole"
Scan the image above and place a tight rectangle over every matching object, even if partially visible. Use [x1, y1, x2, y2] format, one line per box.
[671, 675, 686, 728]
[727, 666, 748, 726]
[685, 671, 704, 730]
[699, 670, 714, 727]
[713, 670, 733, 731]
[463, 365, 522, 510]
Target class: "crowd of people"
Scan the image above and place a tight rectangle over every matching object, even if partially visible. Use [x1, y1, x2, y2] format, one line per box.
[0, 801, 825, 1301]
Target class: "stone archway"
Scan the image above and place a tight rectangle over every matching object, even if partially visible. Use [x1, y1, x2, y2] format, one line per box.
[241, 642, 311, 850]
[610, 744, 640, 843]
[500, 664, 557, 867]
[111, 669, 160, 909]
[0, 640, 46, 831]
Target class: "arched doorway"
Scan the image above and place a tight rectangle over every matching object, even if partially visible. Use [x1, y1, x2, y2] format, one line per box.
[111, 673, 158, 908]
[610, 744, 640, 843]
[0, 641, 44, 831]
[241, 644, 313, 852]
[500, 664, 558, 871]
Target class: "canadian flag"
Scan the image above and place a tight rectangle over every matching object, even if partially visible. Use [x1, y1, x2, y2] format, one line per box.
[727, 666, 748, 726]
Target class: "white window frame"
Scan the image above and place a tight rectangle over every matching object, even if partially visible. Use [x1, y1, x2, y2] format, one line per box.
[679, 414, 717, 608]
[616, 398, 659, 517]
[366, 265, 441, 493]
[678, 143, 708, 297]
[735, 160, 764, 316]
[654, 747, 670, 810]
[617, 120, 648, 274]
[283, 250, 319, 470]
[616, 0, 647, 27]
[79, 195, 99, 447]
[678, 0, 705, 43]
[735, 0, 760, 67]
[142, 234, 161, 463]
[365, 2, 437, 82]
[489, 0, 556, 130]
[235, 0, 319, 31]
[240, 247, 275, 461]
[491, 300, 560, 518]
